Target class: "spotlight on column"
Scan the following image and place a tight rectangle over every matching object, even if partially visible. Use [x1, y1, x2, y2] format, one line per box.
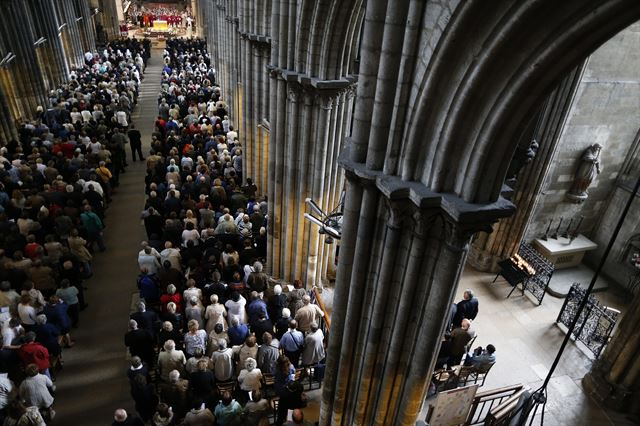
[303, 198, 343, 241]
[305, 198, 324, 217]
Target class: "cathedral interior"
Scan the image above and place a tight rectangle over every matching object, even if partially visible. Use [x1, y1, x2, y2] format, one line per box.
[0, 0, 638, 425]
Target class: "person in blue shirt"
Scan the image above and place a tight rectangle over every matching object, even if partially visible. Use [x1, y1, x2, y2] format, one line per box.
[227, 317, 249, 347]
[465, 344, 496, 369]
[279, 320, 304, 367]
[246, 292, 268, 329]
[43, 295, 73, 348]
[137, 269, 160, 305]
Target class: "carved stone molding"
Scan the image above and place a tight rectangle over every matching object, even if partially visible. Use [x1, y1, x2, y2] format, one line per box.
[339, 145, 515, 228]
[286, 84, 302, 103]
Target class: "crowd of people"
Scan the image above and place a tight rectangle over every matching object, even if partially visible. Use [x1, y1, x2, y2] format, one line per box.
[112, 38, 326, 426]
[0, 38, 150, 424]
[435, 289, 497, 371]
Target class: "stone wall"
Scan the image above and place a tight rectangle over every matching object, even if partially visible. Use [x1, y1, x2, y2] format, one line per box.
[523, 23, 640, 252]
[586, 185, 640, 292]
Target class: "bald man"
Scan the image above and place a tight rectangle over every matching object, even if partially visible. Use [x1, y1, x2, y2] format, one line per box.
[449, 319, 477, 365]
[112, 408, 144, 426]
[294, 295, 324, 333]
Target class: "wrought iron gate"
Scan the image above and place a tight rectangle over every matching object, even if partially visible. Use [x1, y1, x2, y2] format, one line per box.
[556, 283, 619, 358]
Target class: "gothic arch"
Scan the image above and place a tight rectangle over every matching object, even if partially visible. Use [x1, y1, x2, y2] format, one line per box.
[322, 1, 640, 425]
[401, 0, 640, 204]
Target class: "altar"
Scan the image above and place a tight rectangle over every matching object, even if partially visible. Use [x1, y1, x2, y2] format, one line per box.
[154, 20, 169, 31]
[533, 234, 598, 269]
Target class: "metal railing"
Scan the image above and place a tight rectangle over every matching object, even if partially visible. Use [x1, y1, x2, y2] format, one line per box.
[310, 287, 331, 336]
[556, 282, 619, 358]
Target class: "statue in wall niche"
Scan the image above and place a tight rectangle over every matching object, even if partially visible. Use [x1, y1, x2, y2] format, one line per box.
[505, 139, 539, 188]
[567, 143, 603, 202]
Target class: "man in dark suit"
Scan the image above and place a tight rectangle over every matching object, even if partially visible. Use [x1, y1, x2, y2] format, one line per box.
[124, 320, 155, 366]
[453, 289, 479, 327]
[129, 302, 159, 338]
[128, 124, 144, 161]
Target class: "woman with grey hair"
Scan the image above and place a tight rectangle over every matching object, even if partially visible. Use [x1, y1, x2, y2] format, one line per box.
[247, 261, 268, 295]
[238, 357, 262, 403]
[34, 315, 62, 365]
[160, 283, 182, 314]
[204, 294, 227, 334]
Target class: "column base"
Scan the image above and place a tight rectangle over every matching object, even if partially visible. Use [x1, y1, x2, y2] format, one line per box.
[466, 247, 501, 273]
[583, 370, 633, 413]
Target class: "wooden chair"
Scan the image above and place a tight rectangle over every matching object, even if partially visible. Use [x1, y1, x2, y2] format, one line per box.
[471, 362, 496, 387]
[458, 362, 496, 388]
[432, 369, 459, 393]
[465, 335, 478, 354]
[305, 365, 322, 390]
[456, 366, 477, 387]
[261, 372, 276, 398]
[269, 395, 280, 422]
[216, 379, 235, 395]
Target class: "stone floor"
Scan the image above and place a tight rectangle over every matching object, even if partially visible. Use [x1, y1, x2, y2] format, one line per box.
[51, 50, 162, 425]
[547, 263, 612, 297]
[311, 265, 634, 425]
[440, 265, 633, 425]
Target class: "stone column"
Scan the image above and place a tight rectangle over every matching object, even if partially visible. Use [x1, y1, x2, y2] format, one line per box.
[0, 0, 48, 119]
[266, 79, 354, 285]
[57, 0, 85, 68]
[584, 290, 640, 416]
[27, 0, 69, 89]
[467, 63, 587, 271]
[98, 0, 120, 41]
[241, 30, 252, 188]
[259, 45, 270, 191]
[319, 159, 514, 425]
[266, 0, 280, 279]
[0, 84, 17, 142]
[76, 0, 97, 53]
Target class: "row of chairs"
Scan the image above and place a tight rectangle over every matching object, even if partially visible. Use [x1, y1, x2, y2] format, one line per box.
[432, 362, 496, 393]
[211, 365, 323, 423]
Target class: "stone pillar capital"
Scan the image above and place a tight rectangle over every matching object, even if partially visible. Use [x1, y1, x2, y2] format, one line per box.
[385, 198, 413, 230]
[319, 95, 335, 110]
[287, 84, 302, 103]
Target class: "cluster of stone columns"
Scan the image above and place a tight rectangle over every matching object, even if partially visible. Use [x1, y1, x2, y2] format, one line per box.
[0, 0, 97, 143]
[199, 0, 362, 286]
[264, 0, 361, 286]
[239, 0, 271, 195]
[96, 0, 124, 42]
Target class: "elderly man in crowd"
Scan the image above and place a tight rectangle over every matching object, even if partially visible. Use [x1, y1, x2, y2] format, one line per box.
[294, 294, 324, 333]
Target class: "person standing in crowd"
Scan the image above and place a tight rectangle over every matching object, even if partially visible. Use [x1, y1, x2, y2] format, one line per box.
[128, 124, 144, 162]
[280, 320, 304, 367]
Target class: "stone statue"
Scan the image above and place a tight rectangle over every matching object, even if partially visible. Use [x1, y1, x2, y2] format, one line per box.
[567, 143, 602, 202]
[506, 139, 539, 184]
